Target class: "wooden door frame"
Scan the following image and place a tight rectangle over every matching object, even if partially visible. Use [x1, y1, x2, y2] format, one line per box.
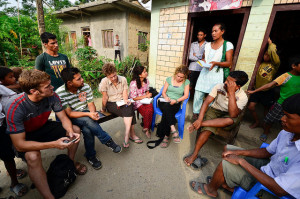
[248, 4, 300, 89]
[182, 8, 251, 71]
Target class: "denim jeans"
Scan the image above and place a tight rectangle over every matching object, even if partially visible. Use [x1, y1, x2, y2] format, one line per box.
[71, 112, 111, 159]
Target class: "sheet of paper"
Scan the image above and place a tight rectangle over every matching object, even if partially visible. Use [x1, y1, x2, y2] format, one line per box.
[197, 60, 212, 68]
[139, 98, 153, 104]
[116, 99, 135, 107]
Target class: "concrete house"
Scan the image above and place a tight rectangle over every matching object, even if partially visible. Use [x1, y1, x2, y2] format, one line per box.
[147, 0, 300, 90]
[55, 0, 151, 64]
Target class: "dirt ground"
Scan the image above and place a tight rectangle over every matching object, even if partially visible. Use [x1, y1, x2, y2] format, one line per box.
[0, 99, 280, 199]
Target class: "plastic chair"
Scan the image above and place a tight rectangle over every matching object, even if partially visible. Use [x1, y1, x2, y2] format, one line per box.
[231, 143, 294, 199]
[151, 86, 190, 139]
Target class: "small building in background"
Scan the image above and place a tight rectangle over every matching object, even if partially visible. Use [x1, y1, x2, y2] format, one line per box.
[55, 0, 151, 64]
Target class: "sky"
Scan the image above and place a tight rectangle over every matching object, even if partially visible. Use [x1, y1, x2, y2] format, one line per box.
[5, 0, 151, 10]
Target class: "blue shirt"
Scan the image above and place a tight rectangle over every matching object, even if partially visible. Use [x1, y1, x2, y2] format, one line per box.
[261, 130, 300, 198]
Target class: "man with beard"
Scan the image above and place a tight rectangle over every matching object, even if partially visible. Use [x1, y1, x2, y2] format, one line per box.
[56, 67, 122, 170]
[184, 71, 248, 170]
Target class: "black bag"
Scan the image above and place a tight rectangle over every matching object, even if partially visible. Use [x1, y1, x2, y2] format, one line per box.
[149, 87, 159, 98]
[47, 154, 77, 199]
[146, 122, 164, 149]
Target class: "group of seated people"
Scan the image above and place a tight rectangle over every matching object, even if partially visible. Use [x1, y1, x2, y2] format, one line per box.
[0, 30, 299, 199]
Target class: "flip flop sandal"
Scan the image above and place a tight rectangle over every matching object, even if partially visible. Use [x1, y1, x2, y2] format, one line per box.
[190, 157, 208, 170]
[123, 141, 130, 148]
[160, 137, 169, 148]
[259, 134, 268, 142]
[171, 130, 181, 144]
[190, 181, 216, 198]
[129, 137, 143, 144]
[75, 162, 87, 175]
[183, 154, 201, 167]
[10, 183, 28, 197]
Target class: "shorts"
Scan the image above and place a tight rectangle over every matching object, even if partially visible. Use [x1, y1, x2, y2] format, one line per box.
[25, 121, 67, 142]
[199, 107, 239, 135]
[222, 145, 270, 191]
[248, 89, 276, 107]
[264, 102, 284, 125]
[106, 102, 136, 125]
[0, 123, 15, 161]
[15, 121, 67, 159]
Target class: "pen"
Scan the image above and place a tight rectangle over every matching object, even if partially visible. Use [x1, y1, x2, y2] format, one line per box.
[284, 156, 288, 164]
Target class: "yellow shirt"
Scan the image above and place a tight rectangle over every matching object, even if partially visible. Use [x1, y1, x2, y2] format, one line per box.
[255, 43, 280, 89]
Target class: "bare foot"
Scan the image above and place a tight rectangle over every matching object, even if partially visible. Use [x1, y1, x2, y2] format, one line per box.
[249, 122, 260, 129]
[184, 155, 197, 166]
[191, 182, 217, 197]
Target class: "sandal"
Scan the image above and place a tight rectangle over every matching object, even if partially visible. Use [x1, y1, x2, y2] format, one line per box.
[183, 155, 208, 170]
[142, 129, 151, 139]
[259, 134, 268, 142]
[171, 130, 181, 144]
[123, 141, 130, 148]
[189, 181, 216, 198]
[129, 137, 143, 144]
[75, 162, 87, 175]
[10, 183, 28, 197]
[160, 136, 169, 148]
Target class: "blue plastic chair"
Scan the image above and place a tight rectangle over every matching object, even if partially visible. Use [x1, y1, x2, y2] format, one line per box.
[151, 86, 190, 139]
[231, 143, 294, 199]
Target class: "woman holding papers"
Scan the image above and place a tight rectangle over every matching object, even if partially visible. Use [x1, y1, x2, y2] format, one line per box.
[99, 63, 143, 148]
[129, 65, 154, 139]
[158, 66, 190, 148]
[193, 23, 234, 120]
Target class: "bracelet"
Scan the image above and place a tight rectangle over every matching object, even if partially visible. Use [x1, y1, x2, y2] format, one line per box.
[176, 99, 178, 104]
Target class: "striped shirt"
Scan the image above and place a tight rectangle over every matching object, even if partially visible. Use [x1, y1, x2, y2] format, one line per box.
[56, 83, 93, 111]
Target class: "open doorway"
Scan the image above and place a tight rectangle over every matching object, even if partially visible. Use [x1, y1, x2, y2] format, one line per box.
[249, 5, 300, 88]
[183, 8, 251, 69]
[269, 10, 300, 77]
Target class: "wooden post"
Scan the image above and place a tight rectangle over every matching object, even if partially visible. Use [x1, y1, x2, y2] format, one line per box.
[36, 0, 45, 52]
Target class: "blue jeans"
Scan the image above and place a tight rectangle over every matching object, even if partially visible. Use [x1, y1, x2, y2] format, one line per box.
[71, 112, 111, 159]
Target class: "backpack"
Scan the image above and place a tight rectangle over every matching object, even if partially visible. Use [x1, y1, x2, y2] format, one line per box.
[47, 154, 77, 199]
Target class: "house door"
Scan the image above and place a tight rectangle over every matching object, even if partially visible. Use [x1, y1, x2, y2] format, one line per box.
[249, 4, 300, 89]
[183, 7, 251, 70]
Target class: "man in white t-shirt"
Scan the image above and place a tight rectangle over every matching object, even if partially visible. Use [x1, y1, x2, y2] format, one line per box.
[114, 34, 121, 61]
[184, 71, 248, 170]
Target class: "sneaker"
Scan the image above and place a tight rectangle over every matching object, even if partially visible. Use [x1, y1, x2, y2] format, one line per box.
[105, 139, 122, 153]
[87, 157, 102, 170]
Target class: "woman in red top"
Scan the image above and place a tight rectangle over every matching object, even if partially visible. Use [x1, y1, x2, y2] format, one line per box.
[129, 66, 154, 138]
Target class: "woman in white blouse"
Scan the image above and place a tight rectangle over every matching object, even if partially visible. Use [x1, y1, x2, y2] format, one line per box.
[193, 23, 234, 119]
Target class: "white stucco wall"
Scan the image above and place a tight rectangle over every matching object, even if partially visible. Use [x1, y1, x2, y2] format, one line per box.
[60, 11, 128, 59]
